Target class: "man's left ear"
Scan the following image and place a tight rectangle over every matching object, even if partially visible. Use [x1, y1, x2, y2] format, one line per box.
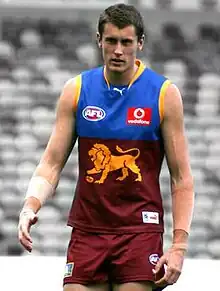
[138, 34, 145, 51]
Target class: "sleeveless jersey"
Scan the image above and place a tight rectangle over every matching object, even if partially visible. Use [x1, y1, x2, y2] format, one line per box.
[67, 60, 171, 233]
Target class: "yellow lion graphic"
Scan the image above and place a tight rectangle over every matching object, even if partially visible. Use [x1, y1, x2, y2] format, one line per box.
[86, 143, 142, 184]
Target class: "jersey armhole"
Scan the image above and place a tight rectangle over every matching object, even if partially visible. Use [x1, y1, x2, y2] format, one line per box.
[159, 79, 171, 123]
[73, 74, 82, 114]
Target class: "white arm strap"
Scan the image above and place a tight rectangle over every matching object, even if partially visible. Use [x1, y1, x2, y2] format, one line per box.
[25, 176, 55, 206]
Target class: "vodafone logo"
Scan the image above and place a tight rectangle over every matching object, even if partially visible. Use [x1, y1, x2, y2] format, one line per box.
[127, 107, 152, 126]
[133, 108, 145, 119]
[82, 106, 106, 121]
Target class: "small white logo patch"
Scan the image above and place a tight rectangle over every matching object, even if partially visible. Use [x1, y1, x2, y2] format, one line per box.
[82, 106, 106, 121]
[149, 254, 160, 266]
[64, 262, 74, 278]
[142, 211, 159, 224]
[113, 87, 126, 96]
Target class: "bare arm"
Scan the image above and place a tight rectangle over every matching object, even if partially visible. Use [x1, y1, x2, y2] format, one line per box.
[161, 83, 194, 245]
[154, 83, 194, 286]
[22, 78, 79, 213]
[18, 77, 80, 252]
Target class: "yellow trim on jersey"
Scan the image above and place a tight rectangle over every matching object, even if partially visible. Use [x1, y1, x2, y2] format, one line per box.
[73, 74, 82, 113]
[128, 59, 146, 89]
[103, 59, 146, 89]
[104, 67, 110, 89]
[159, 79, 171, 123]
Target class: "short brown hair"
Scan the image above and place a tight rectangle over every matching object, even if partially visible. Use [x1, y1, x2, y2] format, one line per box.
[98, 3, 145, 41]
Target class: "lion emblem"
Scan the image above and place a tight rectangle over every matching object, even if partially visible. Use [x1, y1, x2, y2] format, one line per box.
[86, 143, 142, 184]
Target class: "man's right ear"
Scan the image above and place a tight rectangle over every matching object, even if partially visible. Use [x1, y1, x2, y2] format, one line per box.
[97, 32, 102, 48]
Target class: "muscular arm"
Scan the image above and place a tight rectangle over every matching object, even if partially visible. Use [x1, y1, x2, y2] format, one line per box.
[161, 83, 194, 245]
[23, 78, 79, 213]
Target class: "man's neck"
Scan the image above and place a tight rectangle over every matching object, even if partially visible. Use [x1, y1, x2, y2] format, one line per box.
[105, 63, 138, 86]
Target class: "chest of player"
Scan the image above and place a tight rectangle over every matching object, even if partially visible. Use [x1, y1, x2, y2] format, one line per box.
[76, 80, 161, 140]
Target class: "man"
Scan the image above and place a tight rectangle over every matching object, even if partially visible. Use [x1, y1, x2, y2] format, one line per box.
[18, 3, 194, 291]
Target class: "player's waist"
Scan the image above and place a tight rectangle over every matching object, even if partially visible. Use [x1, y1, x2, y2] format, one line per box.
[67, 219, 164, 234]
[68, 202, 164, 234]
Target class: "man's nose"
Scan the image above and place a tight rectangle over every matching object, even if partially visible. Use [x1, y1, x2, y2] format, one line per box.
[114, 42, 123, 55]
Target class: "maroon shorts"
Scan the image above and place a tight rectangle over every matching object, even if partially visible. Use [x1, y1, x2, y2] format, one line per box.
[63, 228, 165, 287]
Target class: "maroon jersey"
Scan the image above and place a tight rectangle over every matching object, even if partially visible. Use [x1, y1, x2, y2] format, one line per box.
[67, 60, 171, 233]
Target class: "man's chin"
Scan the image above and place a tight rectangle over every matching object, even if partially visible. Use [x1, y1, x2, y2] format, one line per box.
[108, 64, 126, 73]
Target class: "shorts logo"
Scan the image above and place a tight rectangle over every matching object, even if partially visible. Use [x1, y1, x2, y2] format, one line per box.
[149, 254, 160, 266]
[64, 262, 74, 278]
[82, 106, 106, 121]
[142, 211, 159, 224]
[127, 108, 152, 126]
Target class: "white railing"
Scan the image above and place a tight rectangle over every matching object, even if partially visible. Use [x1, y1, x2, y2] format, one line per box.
[0, 256, 219, 291]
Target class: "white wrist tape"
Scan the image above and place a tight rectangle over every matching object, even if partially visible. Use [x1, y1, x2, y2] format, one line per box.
[19, 208, 36, 220]
[25, 176, 55, 206]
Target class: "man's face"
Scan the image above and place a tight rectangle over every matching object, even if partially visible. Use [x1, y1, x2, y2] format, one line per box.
[97, 23, 144, 73]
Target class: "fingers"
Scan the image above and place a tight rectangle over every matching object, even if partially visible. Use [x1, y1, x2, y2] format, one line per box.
[18, 222, 33, 252]
[153, 255, 166, 275]
[19, 236, 33, 252]
[155, 266, 181, 286]
[18, 212, 38, 252]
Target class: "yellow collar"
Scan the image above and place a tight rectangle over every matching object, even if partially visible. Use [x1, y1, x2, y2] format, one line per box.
[104, 59, 146, 89]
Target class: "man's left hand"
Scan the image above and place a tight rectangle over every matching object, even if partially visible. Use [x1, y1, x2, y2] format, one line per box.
[153, 246, 186, 287]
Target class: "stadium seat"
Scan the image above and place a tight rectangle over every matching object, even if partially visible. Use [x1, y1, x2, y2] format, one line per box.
[164, 59, 187, 74]
[57, 178, 76, 194]
[16, 121, 33, 136]
[30, 106, 55, 122]
[163, 59, 187, 90]
[0, 40, 15, 60]
[140, 0, 156, 9]
[20, 28, 42, 48]
[37, 204, 62, 223]
[207, 238, 220, 259]
[12, 94, 33, 109]
[0, 133, 15, 151]
[36, 222, 63, 237]
[40, 236, 63, 256]
[16, 161, 36, 179]
[76, 43, 98, 68]
[0, 79, 16, 92]
[12, 67, 33, 83]
[14, 133, 38, 152]
[14, 108, 31, 125]
[172, 0, 200, 10]
[6, 238, 24, 256]
[53, 194, 73, 215]
[209, 210, 220, 234]
[0, 206, 4, 227]
[205, 140, 220, 173]
[195, 102, 219, 119]
[30, 106, 54, 145]
[198, 72, 220, 89]
[35, 55, 60, 73]
[204, 125, 220, 142]
[1, 216, 19, 238]
[46, 69, 72, 93]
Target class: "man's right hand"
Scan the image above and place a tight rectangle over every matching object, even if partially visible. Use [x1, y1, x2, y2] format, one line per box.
[18, 209, 38, 252]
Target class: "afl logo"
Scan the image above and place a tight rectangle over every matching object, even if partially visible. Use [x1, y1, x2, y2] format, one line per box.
[149, 254, 160, 266]
[82, 106, 106, 121]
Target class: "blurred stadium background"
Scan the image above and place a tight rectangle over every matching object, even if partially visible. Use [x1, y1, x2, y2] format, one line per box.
[0, 0, 220, 259]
